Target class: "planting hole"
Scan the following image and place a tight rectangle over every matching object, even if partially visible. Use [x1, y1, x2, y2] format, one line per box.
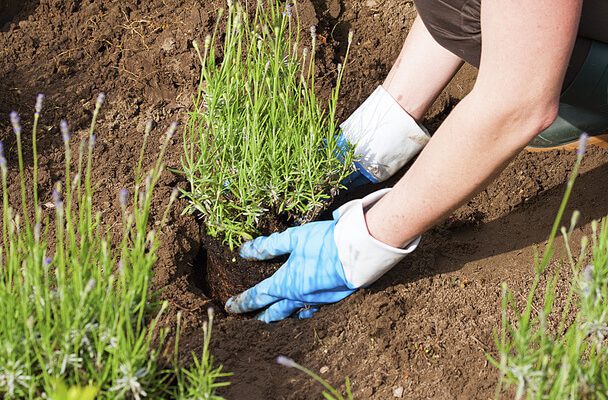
[0, 0, 28, 27]
[192, 229, 284, 306]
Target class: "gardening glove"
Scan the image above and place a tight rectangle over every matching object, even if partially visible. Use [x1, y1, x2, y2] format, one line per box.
[225, 188, 420, 323]
[339, 86, 431, 188]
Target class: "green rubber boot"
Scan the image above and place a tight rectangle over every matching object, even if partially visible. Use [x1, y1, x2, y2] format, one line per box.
[528, 40, 608, 150]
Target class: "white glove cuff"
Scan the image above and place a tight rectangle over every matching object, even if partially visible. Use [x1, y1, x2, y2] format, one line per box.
[340, 86, 430, 182]
[333, 189, 420, 289]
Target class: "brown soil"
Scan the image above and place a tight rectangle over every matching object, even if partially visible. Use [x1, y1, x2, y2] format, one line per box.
[1, 1, 607, 399]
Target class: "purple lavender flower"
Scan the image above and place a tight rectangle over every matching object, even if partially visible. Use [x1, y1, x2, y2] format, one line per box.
[35, 93, 45, 115]
[52, 189, 60, 203]
[52, 189, 63, 210]
[44, 257, 52, 267]
[60, 120, 71, 143]
[119, 188, 129, 207]
[9, 111, 21, 135]
[577, 132, 589, 157]
[145, 119, 154, 135]
[283, 3, 293, 18]
[96, 92, 106, 108]
[167, 121, 179, 138]
[276, 356, 298, 368]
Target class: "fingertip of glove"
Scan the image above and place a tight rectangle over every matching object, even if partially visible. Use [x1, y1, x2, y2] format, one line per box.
[256, 310, 275, 324]
[297, 307, 319, 320]
[225, 296, 237, 314]
[239, 241, 256, 260]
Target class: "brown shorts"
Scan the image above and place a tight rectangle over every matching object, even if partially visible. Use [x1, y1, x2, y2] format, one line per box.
[414, 0, 608, 87]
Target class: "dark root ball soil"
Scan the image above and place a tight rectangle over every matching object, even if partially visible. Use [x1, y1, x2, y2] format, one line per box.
[2, 1, 608, 399]
[197, 232, 283, 305]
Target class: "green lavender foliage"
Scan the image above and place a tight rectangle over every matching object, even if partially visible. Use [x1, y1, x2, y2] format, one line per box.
[493, 138, 608, 398]
[0, 95, 227, 399]
[182, 0, 355, 249]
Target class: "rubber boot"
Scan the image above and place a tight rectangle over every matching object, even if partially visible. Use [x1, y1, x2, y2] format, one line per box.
[528, 40, 608, 151]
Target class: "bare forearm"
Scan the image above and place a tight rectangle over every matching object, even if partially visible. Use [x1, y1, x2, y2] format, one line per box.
[365, 0, 580, 249]
[364, 91, 552, 248]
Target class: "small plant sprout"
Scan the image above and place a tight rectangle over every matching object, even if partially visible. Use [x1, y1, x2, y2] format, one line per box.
[183, 0, 355, 249]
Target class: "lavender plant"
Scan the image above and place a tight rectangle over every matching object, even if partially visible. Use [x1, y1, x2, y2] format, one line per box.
[493, 135, 608, 398]
[182, 0, 355, 249]
[0, 95, 227, 399]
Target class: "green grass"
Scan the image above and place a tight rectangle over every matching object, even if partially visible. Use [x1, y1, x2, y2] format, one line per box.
[493, 136, 608, 398]
[182, 0, 355, 249]
[0, 95, 228, 399]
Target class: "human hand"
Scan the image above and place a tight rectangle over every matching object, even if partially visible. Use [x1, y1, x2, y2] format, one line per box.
[338, 86, 430, 189]
[225, 189, 420, 323]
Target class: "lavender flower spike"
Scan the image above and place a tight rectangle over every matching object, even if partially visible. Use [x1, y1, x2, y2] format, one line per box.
[117, 258, 125, 274]
[145, 119, 154, 135]
[60, 120, 71, 142]
[35, 93, 45, 115]
[276, 356, 298, 368]
[119, 188, 129, 207]
[577, 132, 589, 156]
[9, 111, 21, 135]
[89, 134, 97, 149]
[170, 187, 179, 199]
[52, 189, 63, 208]
[96, 92, 106, 108]
[167, 121, 179, 138]
[283, 3, 293, 18]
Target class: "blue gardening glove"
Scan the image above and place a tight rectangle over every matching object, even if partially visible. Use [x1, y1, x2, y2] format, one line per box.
[338, 86, 431, 189]
[225, 189, 421, 323]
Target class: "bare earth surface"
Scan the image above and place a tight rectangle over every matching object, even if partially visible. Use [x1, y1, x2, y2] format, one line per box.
[1, 0, 607, 399]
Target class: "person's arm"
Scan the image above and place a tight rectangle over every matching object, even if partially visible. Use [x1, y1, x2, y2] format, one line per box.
[225, 0, 583, 323]
[366, 0, 583, 248]
[339, 16, 462, 187]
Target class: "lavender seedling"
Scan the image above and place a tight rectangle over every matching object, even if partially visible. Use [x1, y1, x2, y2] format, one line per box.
[183, 0, 355, 249]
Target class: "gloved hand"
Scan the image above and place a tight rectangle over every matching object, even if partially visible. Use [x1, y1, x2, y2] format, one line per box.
[225, 189, 420, 323]
[339, 86, 431, 189]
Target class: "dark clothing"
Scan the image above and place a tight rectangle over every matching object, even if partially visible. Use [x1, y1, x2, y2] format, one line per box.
[414, 0, 608, 88]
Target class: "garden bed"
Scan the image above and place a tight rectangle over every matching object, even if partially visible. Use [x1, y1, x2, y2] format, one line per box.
[1, 0, 608, 398]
